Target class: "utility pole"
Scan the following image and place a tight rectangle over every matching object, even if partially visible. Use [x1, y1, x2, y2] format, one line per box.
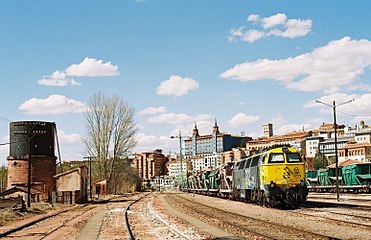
[83, 156, 93, 201]
[27, 126, 36, 208]
[171, 131, 185, 190]
[316, 99, 354, 201]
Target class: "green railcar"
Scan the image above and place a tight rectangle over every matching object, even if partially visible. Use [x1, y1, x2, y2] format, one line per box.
[306, 170, 318, 186]
[342, 163, 371, 186]
[317, 168, 342, 186]
[202, 171, 211, 189]
[208, 168, 220, 190]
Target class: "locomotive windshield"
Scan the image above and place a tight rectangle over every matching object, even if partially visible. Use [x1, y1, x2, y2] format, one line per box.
[268, 153, 285, 163]
[286, 153, 302, 162]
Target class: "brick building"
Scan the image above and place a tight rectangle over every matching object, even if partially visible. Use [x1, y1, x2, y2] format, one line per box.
[338, 141, 371, 163]
[132, 149, 169, 185]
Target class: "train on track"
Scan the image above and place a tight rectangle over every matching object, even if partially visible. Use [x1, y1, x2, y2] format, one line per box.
[186, 146, 308, 208]
[306, 162, 371, 193]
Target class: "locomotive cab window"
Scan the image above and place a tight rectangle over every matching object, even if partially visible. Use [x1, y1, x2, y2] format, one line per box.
[286, 153, 302, 162]
[250, 156, 260, 167]
[245, 158, 252, 168]
[235, 162, 241, 169]
[239, 160, 246, 170]
[268, 153, 285, 163]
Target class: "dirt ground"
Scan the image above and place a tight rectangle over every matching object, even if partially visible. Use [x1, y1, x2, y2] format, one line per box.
[1, 192, 370, 240]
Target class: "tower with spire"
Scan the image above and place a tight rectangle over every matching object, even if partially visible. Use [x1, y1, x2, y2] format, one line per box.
[212, 119, 219, 153]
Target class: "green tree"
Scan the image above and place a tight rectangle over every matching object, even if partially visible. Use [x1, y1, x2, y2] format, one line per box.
[83, 92, 137, 193]
[313, 152, 327, 170]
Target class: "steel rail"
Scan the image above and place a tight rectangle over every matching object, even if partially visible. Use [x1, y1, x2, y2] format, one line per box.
[168, 194, 338, 240]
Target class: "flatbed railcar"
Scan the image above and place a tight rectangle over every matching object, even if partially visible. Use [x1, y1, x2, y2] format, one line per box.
[306, 162, 371, 193]
[186, 146, 308, 208]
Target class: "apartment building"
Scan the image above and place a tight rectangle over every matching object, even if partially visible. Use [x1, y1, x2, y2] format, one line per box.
[132, 149, 169, 184]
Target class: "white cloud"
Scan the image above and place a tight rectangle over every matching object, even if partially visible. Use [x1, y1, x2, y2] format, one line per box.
[65, 57, 119, 77]
[58, 130, 82, 145]
[0, 144, 7, 165]
[247, 14, 260, 22]
[148, 113, 192, 124]
[19, 94, 88, 115]
[138, 106, 167, 115]
[274, 124, 312, 135]
[37, 57, 119, 87]
[156, 75, 199, 97]
[229, 13, 312, 43]
[244, 30, 265, 43]
[273, 18, 312, 38]
[228, 113, 260, 127]
[37, 70, 80, 87]
[70, 79, 82, 86]
[304, 92, 371, 122]
[134, 133, 174, 152]
[268, 114, 315, 135]
[261, 13, 287, 29]
[221, 37, 371, 93]
[148, 112, 213, 125]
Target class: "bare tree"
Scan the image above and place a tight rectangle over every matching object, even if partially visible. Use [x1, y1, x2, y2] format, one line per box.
[83, 92, 137, 192]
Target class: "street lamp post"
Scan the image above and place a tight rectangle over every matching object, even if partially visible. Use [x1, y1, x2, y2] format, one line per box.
[315, 99, 354, 201]
[171, 131, 184, 190]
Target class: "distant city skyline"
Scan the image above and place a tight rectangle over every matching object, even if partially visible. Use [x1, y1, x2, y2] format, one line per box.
[0, 1, 370, 165]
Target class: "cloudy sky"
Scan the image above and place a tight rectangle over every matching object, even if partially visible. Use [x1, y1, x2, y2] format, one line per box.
[0, 1, 370, 165]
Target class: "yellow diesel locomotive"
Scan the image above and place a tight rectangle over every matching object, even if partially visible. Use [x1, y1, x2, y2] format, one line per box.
[232, 146, 308, 207]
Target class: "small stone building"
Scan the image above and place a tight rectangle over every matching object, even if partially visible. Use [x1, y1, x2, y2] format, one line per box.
[54, 165, 88, 204]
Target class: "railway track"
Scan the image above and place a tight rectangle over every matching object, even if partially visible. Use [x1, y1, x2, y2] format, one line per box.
[0, 204, 97, 240]
[308, 193, 371, 202]
[165, 193, 337, 240]
[292, 207, 371, 228]
[0, 194, 142, 240]
[126, 192, 200, 240]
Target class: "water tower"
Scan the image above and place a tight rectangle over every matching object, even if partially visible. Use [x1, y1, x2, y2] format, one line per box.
[7, 121, 57, 197]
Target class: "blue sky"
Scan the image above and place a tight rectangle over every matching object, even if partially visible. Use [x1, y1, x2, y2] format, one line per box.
[1, 1, 371, 164]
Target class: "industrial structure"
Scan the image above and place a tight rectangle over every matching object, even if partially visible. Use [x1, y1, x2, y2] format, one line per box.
[7, 121, 57, 202]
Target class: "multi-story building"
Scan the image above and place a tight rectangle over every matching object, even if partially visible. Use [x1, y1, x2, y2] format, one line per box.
[304, 121, 371, 168]
[344, 120, 371, 137]
[338, 141, 371, 163]
[305, 136, 324, 159]
[223, 148, 247, 163]
[354, 131, 371, 143]
[178, 121, 251, 175]
[132, 149, 169, 185]
[167, 156, 187, 184]
[317, 137, 354, 164]
[189, 152, 223, 173]
[183, 121, 251, 157]
[313, 122, 346, 138]
[246, 130, 312, 152]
